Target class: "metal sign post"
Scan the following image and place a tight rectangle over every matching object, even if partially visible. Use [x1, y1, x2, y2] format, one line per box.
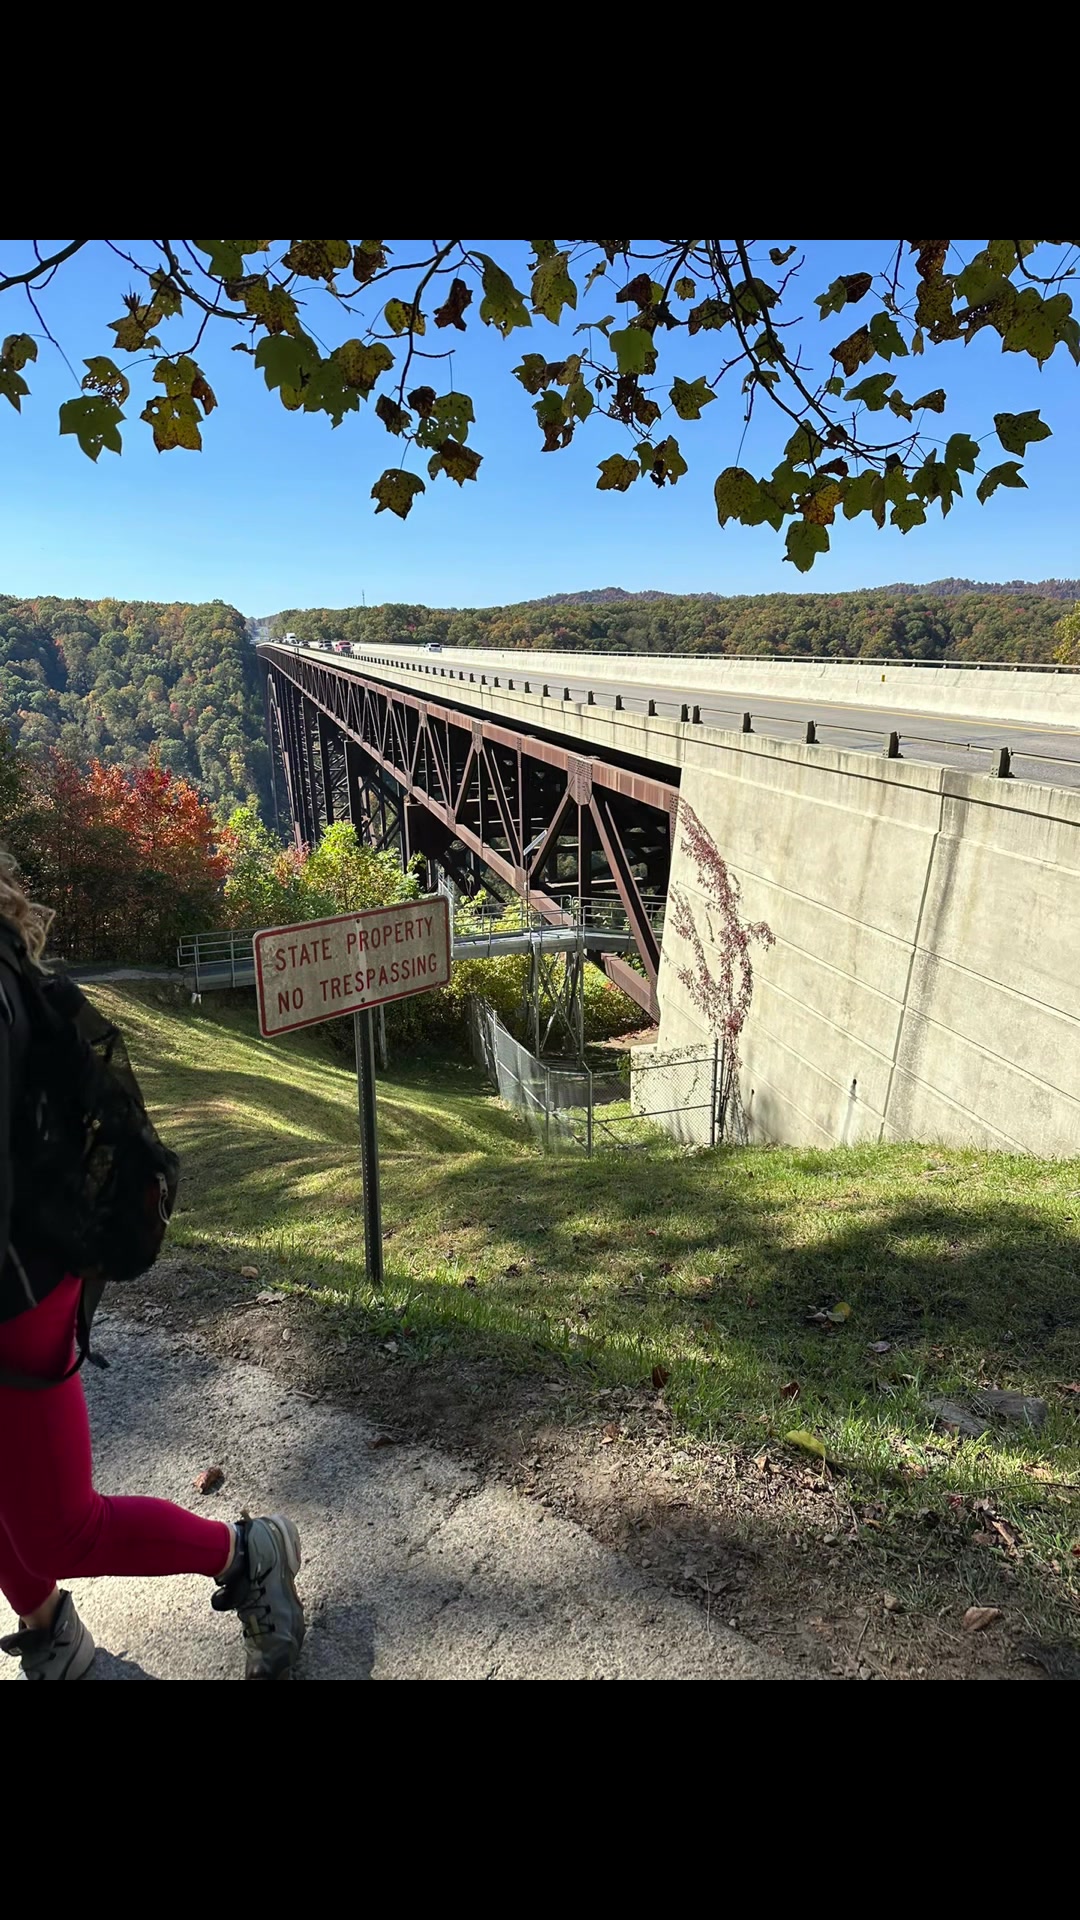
[354, 1007, 383, 1289]
[252, 896, 451, 1287]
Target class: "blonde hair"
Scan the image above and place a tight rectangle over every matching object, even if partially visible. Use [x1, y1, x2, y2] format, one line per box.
[0, 846, 53, 965]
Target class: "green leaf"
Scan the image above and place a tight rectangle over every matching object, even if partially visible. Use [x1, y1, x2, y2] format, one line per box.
[733, 278, 778, 319]
[476, 254, 532, 336]
[816, 272, 872, 319]
[531, 249, 577, 324]
[993, 409, 1052, 455]
[255, 332, 321, 394]
[609, 326, 653, 376]
[194, 239, 246, 281]
[384, 298, 426, 336]
[331, 338, 393, 394]
[714, 466, 764, 526]
[0, 334, 36, 412]
[193, 239, 266, 280]
[240, 279, 300, 336]
[845, 372, 895, 409]
[769, 245, 796, 266]
[912, 452, 963, 516]
[427, 438, 482, 485]
[842, 470, 877, 519]
[945, 432, 979, 474]
[977, 460, 1027, 503]
[954, 252, 1013, 310]
[824, 375, 844, 396]
[911, 388, 946, 413]
[299, 360, 361, 427]
[784, 521, 830, 571]
[1000, 286, 1079, 364]
[81, 355, 130, 409]
[596, 454, 640, 492]
[2, 333, 37, 373]
[566, 372, 594, 422]
[890, 496, 928, 532]
[282, 239, 351, 281]
[911, 328, 925, 355]
[784, 423, 824, 464]
[638, 435, 687, 487]
[687, 298, 731, 335]
[371, 469, 425, 518]
[674, 276, 696, 299]
[887, 392, 914, 421]
[59, 394, 124, 461]
[868, 311, 908, 360]
[513, 353, 550, 395]
[416, 390, 475, 449]
[140, 391, 204, 452]
[669, 375, 715, 420]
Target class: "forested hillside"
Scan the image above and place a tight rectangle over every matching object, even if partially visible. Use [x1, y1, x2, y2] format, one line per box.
[270, 584, 1075, 664]
[0, 597, 268, 814]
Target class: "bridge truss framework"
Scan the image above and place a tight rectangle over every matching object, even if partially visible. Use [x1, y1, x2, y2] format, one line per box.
[260, 644, 680, 1019]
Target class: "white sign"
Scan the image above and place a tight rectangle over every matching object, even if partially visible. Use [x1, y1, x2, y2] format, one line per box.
[253, 896, 451, 1038]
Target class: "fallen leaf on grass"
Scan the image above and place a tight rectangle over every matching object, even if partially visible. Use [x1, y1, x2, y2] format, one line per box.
[460, 1275, 479, 1290]
[504, 1262, 523, 1277]
[963, 1606, 1002, 1632]
[600, 1422, 621, 1445]
[369, 1435, 396, 1449]
[780, 1380, 801, 1401]
[240, 1266, 259, 1279]
[808, 1302, 852, 1327]
[651, 1365, 670, 1390]
[193, 1465, 225, 1495]
[883, 1591, 904, 1613]
[971, 1530, 999, 1548]
[785, 1429, 827, 1460]
[255, 1290, 281, 1306]
[867, 1340, 892, 1355]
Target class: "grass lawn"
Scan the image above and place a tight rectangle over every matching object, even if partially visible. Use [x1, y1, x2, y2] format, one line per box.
[96, 984, 1080, 1649]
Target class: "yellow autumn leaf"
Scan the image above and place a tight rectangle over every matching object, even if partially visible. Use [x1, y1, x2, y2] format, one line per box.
[785, 1429, 827, 1459]
[832, 1302, 852, 1320]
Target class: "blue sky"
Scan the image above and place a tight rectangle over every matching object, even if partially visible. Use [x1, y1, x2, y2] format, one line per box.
[0, 240, 1077, 614]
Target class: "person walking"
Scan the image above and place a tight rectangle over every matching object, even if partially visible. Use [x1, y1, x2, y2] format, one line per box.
[0, 849, 305, 1681]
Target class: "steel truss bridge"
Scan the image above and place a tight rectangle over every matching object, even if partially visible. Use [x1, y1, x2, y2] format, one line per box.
[259, 643, 679, 1019]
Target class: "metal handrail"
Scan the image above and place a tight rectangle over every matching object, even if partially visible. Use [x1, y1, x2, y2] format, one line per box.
[286, 640, 1080, 676]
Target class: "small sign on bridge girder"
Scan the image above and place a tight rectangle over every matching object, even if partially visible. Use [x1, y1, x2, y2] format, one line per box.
[253, 896, 451, 1038]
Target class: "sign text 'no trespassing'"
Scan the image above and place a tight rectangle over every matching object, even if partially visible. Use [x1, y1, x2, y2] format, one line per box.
[253, 896, 451, 1038]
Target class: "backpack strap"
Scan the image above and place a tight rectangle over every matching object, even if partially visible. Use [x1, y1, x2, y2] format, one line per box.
[0, 1277, 109, 1391]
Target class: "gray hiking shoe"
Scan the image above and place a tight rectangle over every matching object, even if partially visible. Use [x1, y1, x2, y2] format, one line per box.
[0, 1591, 96, 1681]
[212, 1512, 305, 1680]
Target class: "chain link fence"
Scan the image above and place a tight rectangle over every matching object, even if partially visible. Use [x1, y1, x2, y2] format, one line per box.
[468, 998, 725, 1154]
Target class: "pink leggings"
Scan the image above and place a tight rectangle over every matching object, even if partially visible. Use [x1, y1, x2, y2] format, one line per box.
[0, 1276, 231, 1619]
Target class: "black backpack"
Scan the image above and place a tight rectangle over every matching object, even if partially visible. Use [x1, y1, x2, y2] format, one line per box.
[0, 929, 179, 1388]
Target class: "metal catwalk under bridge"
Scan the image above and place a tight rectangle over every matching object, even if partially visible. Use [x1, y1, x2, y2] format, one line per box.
[176, 922, 641, 994]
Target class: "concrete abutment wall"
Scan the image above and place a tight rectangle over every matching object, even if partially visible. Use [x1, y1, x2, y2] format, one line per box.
[657, 738, 1080, 1156]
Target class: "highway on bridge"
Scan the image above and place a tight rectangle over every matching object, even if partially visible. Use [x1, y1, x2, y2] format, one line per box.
[338, 645, 1080, 790]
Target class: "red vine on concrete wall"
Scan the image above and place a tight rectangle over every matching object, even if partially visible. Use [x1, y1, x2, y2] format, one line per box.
[670, 800, 774, 1138]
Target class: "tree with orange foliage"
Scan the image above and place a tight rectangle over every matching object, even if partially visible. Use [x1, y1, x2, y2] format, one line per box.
[1, 748, 226, 963]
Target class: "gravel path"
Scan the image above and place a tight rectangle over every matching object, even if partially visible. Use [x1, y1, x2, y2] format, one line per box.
[1, 1316, 793, 1681]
